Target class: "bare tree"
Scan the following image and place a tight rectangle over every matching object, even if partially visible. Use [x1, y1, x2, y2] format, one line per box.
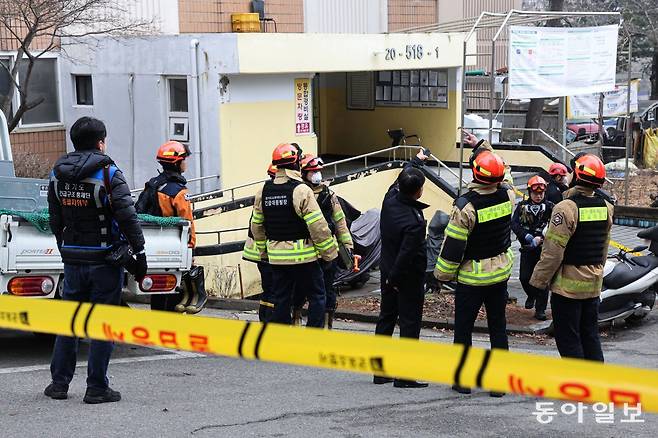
[0, 0, 151, 132]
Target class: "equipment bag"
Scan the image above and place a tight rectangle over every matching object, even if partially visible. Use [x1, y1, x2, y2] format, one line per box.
[135, 173, 169, 216]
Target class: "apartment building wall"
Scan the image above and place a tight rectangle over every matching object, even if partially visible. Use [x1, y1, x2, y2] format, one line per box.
[1, 17, 66, 175]
[388, 0, 438, 32]
[178, 0, 303, 33]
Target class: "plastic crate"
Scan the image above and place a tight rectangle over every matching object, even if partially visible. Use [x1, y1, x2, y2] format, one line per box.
[231, 13, 261, 33]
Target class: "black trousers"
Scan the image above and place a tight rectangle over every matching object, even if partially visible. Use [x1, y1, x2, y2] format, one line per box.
[551, 293, 604, 362]
[375, 277, 424, 339]
[270, 262, 326, 327]
[454, 281, 509, 350]
[257, 262, 274, 322]
[519, 248, 549, 312]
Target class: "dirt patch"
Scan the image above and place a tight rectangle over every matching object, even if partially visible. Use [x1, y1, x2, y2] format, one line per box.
[337, 293, 550, 327]
[605, 169, 658, 206]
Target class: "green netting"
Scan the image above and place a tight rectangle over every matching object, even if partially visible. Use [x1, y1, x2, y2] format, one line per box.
[0, 209, 186, 234]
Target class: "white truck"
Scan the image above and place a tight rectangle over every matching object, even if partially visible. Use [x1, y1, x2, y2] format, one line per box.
[0, 112, 192, 304]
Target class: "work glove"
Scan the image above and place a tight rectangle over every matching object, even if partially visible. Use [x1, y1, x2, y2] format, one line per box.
[135, 252, 148, 282]
[525, 234, 534, 245]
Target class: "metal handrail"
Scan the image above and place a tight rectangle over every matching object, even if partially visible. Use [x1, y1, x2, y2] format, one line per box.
[468, 126, 614, 184]
[325, 145, 467, 185]
[130, 174, 220, 194]
[190, 145, 468, 211]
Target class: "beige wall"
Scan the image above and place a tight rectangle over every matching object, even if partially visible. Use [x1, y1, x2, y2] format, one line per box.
[318, 73, 461, 161]
[218, 99, 318, 188]
[178, 0, 303, 33]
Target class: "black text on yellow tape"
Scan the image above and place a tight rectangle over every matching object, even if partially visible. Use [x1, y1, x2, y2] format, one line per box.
[1, 295, 657, 413]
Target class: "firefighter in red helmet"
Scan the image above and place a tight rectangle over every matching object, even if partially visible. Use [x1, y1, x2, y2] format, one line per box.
[434, 133, 515, 397]
[511, 175, 554, 320]
[546, 162, 569, 204]
[531, 153, 612, 362]
[247, 143, 337, 327]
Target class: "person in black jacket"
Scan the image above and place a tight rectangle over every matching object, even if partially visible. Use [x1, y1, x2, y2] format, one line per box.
[45, 117, 147, 404]
[511, 175, 554, 320]
[374, 167, 429, 389]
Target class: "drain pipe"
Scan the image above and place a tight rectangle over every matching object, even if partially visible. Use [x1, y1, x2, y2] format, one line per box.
[190, 39, 203, 193]
[128, 74, 136, 187]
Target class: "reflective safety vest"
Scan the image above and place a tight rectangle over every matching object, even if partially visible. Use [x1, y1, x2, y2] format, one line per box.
[261, 180, 310, 241]
[457, 248, 515, 286]
[51, 165, 119, 264]
[462, 188, 512, 261]
[563, 194, 609, 266]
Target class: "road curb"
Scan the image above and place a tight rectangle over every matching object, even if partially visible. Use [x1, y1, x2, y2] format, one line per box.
[125, 295, 552, 335]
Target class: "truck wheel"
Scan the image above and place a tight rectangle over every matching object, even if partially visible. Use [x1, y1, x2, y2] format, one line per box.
[150, 294, 179, 312]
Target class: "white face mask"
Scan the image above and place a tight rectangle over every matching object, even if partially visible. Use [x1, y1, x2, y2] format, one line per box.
[310, 172, 322, 185]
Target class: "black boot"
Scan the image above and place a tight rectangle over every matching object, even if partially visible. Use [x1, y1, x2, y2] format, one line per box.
[44, 383, 68, 400]
[394, 379, 428, 388]
[83, 387, 121, 404]
[373, 376, 394, 385]
[451, 384, 471, 394]
[534, 310, 547, 321]
[524, 297, 535, 309]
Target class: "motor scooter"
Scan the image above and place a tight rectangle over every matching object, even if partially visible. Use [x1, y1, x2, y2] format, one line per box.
[599, 225, 658, 324]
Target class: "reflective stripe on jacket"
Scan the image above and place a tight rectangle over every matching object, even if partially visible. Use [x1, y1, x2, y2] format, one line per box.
[250, 169, 338, 265]
[529, 186, 613, 299]
[434, 182, 516, 286]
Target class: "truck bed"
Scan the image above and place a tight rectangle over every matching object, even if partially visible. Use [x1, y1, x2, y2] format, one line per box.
[0, 214, 192, 298]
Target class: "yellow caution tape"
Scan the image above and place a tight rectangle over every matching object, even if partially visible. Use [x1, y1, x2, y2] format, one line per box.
[609, 239, 643, 256]
[1, 295, 657, 412]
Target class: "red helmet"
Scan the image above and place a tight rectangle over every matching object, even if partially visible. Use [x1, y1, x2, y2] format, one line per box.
[548, 163, 568, 176]
[157, 141, 190, 163]
[470, 150, 506, 184]
[272, 143, 301, 166]
[267, 164, 278, 178]
[527, 175, 547, 193]
[300, 154, 324, 172]
[572, 154, 606, 187]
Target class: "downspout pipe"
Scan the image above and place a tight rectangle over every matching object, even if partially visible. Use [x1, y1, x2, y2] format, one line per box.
[190, 39, 203, 193]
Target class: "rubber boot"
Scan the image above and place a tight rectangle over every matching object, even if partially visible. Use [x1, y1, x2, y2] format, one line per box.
[292, 308, 303, 326]
[174, 284, 191, 313]
[185, 266, 208, 314]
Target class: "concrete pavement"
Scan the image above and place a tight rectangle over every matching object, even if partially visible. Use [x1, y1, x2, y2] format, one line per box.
[1, 306, 657, 437]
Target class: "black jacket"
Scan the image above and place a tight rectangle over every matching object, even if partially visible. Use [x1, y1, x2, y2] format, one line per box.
[384, 156, 425, 202]
[511, 198, 554, 248]
[48, 150, 145, 258]
[546, 179, 567, 205]
[380, 191, 428, 287]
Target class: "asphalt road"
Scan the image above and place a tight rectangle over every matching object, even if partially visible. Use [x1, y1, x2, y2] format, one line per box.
[1, 307, 657, 437]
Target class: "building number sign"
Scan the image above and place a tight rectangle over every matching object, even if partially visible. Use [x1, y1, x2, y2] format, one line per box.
[384, 45, 440, 61]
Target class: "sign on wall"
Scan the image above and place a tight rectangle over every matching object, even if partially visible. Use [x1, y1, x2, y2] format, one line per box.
[295, 78, 312, 135]
[567, 80, 640, 119]
[508, 25, 618, 99]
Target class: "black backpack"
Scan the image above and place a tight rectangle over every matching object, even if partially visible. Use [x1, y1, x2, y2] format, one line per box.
[135, 173, 168, 216]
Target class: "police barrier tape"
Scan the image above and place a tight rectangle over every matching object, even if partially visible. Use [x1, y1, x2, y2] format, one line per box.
[1, 295, 657, 413]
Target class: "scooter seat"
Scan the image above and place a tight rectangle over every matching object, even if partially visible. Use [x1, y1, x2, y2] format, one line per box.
[603, 256, 658, 290]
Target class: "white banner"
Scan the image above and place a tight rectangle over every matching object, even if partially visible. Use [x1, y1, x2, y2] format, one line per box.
[508, 25, 618, 99]
[567, 81, 640, 119]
